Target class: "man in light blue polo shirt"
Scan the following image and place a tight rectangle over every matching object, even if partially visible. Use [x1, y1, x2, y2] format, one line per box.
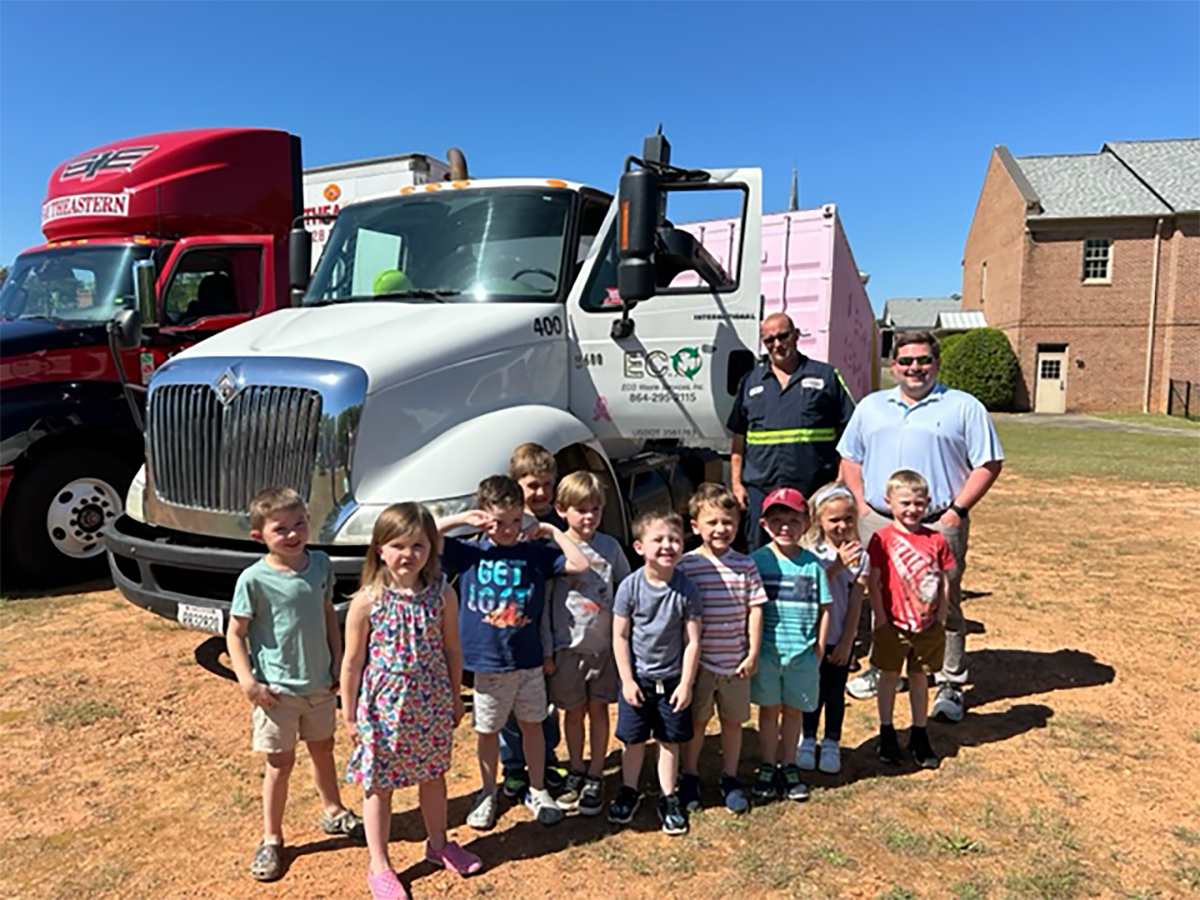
[837, 331, 1003, 722]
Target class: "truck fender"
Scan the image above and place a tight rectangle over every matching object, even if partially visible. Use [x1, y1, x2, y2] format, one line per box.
[352, 405, 606, 505]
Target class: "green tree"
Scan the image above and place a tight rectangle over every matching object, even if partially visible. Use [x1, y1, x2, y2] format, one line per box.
[939, 328, 1019, 411]
[0, 265, 8, 288]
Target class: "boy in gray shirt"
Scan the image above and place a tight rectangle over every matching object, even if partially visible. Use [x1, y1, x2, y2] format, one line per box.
[609, 510, 702, 836]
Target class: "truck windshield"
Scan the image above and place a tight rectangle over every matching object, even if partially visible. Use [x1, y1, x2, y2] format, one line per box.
[0, 245, 154, 324]
[305, 187, 573, 305]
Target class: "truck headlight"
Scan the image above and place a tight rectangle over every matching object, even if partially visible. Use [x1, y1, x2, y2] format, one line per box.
[332, 493, 477, 545]
[124, 465, 147, 523]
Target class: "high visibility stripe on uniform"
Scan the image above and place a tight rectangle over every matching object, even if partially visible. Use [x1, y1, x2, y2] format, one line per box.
[745, 427, 837, 445]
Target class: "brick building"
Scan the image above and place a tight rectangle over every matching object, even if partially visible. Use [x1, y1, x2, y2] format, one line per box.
[961, 139, 1199, 413]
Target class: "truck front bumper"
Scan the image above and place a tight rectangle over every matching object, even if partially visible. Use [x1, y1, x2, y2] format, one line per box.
[105, 515, 361, 632]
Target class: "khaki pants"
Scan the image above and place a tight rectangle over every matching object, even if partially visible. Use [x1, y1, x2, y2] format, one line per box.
[859, 506, 970, 686]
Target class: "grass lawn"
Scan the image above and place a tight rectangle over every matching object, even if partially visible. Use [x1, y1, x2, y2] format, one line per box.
[1088, 411, 1200, 430]
[992, 419, 1200, 486]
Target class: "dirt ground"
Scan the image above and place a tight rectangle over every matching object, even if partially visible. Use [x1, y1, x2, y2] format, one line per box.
[2, 472, 1199, 900]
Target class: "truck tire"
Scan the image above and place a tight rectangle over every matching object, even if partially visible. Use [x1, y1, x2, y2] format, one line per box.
[2, 446, 134, 586]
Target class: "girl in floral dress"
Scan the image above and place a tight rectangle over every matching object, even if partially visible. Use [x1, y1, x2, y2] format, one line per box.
[341, 503, 481, 900]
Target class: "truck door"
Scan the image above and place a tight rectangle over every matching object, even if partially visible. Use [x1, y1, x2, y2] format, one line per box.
[566, 168, 762, 450]
[157, 236, 271, 330]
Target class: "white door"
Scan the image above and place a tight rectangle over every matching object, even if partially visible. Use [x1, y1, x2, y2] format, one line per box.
[566, 168, 763, 451]
[1034, 350, 1067, 413]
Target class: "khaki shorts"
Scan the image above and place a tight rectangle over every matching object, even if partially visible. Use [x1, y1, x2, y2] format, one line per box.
[551, 648, 618, 709]
[870, 621, 946, 675]
[692, 666, 752, 724]
[251, 689, 337, 754]
[473, 667, 547, 733]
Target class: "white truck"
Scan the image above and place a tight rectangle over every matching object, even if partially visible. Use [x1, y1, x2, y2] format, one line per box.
[104, 133, 814, 632]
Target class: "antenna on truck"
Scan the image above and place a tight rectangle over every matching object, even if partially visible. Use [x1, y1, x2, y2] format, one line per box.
[789, 167, 799, 211]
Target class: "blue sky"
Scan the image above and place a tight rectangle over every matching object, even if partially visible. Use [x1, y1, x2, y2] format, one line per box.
[2, 2, 1196, 310]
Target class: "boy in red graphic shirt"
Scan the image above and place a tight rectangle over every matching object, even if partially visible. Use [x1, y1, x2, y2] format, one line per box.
[867, 469, 956, 769]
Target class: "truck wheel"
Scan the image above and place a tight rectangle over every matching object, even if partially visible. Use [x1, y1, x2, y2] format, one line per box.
[2, 446, 134, 585]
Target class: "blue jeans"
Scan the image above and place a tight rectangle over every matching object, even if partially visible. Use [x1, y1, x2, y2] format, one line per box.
[499, 706, 561, 775]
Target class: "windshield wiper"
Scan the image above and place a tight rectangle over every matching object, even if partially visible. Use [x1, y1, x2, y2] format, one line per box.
[17, 313, 64, 323]
[373, 289, 460, 303]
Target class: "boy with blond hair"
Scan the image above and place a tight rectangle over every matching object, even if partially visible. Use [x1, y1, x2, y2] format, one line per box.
[227, 486, 363, 882]
[868, 469, 955, 769]
[676, 483, 765, 814]
[546, 471, 631, 815]
[610, 510, 702, 836]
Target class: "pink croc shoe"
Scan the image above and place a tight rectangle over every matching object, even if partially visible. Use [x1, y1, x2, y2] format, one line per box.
[367, 868, 409, 900]
[424, 840, 483, 876]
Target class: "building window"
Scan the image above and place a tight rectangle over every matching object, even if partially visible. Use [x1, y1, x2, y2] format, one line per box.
[1039, 358, 1061, 380]
[1082, 239, 1112, 282]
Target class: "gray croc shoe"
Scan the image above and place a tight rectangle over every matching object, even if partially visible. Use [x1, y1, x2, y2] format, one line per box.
[321, 808, 365, 839]
[249, 841, 284, 881]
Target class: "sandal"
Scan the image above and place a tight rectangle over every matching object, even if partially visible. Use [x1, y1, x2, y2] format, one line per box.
[425, 839, 483, 876]
[320, 808, 365, 839]
[366, 868, 409, 900]
[249, 841, 284, 881]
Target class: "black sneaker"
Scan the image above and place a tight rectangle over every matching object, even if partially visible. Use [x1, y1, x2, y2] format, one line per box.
[751, 762, 780, 800]
[658, 793, 689, 836]
[607, 785, 642, 825]
[678, 772, 702, 812]
[502, 769, 530, 801]
[556, 770, 586, 810]
[779, 764, 810, 802]
[878, 726, 902, 765]
[578, 775, 604, 817]
[908, 727, 940, 769]
[720, 774, 751, 813]
[545, 764, 568, 794]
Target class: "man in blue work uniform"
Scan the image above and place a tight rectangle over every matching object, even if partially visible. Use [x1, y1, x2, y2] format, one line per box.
[838, 331, 1004, 722]
[728, 312, 857, 548]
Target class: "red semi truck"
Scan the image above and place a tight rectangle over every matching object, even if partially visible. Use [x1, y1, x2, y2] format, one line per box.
[0, 128, 449, 582]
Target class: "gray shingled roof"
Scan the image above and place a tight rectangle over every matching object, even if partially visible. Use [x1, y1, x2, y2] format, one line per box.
[1010, 138, 1199, 219]
[1106, 139, 1200, 212]
[882, 296, 961, 329]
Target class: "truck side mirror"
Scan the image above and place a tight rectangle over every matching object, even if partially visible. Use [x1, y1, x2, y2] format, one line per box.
[289, 224, 312, 302]
[616, 168, 660, 304]
[132, 259, 157, 328]
[111, 307, 143, 350]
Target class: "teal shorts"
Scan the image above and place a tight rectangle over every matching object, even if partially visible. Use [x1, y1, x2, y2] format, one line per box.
[751, 649, 820, 712]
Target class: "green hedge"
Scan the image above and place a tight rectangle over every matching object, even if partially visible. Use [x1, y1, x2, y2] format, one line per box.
[939, 328, 1019, 411]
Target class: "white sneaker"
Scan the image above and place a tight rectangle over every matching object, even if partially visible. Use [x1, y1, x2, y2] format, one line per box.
[797, 735, 817, 770]
[932, 684, 965, 723]
[525, 788, 564, 825]
[818, 739, 841, 774]
[846, 667, 880, 700]
[466, 790, 498, 830]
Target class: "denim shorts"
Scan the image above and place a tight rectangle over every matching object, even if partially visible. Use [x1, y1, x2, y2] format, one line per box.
[615, 675, 694, 745]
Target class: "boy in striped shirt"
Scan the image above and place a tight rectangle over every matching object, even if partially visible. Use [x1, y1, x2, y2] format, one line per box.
[676, 483, 766, 814]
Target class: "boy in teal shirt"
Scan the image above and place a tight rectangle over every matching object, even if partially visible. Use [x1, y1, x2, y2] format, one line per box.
[750, 488, 830, 803]
[227, 486, 362, 882]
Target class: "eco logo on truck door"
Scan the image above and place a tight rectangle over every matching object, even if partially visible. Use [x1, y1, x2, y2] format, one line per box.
[623, 346, 703, 380]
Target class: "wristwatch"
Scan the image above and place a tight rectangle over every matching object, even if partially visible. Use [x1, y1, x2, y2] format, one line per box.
[949, 502, 969, 519]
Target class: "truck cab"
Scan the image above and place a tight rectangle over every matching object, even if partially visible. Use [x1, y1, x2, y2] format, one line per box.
[107, 135, 765, 631]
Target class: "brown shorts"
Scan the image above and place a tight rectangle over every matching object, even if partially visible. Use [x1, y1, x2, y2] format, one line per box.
[251, 689, 337, 754]
[551, 648, 618, 709]
[870, 621, 945, 676]
[692, 666, 752, 724]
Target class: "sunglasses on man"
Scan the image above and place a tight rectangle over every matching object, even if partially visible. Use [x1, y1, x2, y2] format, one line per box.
[762, 330, 795, 345]
[894, 355, 935, 366]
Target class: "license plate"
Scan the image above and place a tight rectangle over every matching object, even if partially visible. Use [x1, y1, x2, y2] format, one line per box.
[176, 603, 224, 634]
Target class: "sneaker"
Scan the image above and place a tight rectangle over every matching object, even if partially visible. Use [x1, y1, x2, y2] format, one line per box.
[932, 684, 965, 723]
[720, 774, 750, 814]
[818, 739, 842, 774]
[545, 763, 568, 794]
[501, 769, 530, 801]
[678, 772, 702, 812]
[466, 790, 498, 831]
[846, 667, 880, 700]
[780, 764, 810, 801]
[525, 787, 564, 825]
[751, 762, 780, 800]
[908, 727, 940, 769]
[878, 725, 902, 765]
[658, 793, 689, 836]
[797, 735, 817, 770]
[607, 785, 642, 825]
[577, 775, 604, 817]
[320, 807, 365, 840]
[556, 770, 586, 810]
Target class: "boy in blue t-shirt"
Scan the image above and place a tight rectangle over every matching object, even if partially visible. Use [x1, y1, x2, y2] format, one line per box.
[438, 475, 590, 830]
[750, 488, 831, 804]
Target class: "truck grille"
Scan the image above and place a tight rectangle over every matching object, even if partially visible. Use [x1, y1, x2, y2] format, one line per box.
[149, 384, 323, 512]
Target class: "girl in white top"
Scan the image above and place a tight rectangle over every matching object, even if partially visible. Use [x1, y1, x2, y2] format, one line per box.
[798, 483, 868, 774]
